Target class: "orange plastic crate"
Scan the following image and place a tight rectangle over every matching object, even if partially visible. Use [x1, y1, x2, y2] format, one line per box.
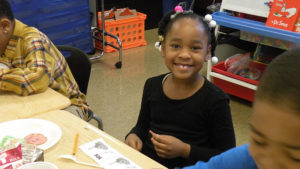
[95, 12, 147, 53]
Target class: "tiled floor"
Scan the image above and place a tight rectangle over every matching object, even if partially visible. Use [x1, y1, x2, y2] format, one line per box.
[87, 28, 252, 146]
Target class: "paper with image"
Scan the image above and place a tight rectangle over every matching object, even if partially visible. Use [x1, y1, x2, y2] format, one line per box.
[80, 138, 141, 169]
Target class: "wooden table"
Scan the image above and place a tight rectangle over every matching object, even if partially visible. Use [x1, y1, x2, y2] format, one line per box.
[0, 88, 71, 122]
[32, 110, 167, 169]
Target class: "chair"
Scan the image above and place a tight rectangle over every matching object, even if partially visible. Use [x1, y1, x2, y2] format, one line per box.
[56, 45, 103, 130]
[89, 0, 122, 69]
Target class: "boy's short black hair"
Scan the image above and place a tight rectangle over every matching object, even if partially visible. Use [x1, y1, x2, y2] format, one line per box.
[255, 47, 300, 114]
[0, 0, 14, 21]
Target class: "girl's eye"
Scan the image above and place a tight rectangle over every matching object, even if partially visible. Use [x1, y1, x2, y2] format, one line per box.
[170, 44, 180, 49]
[191, 46, 201, 50]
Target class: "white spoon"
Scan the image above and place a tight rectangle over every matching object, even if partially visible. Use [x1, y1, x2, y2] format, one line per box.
[59, 154, 104, 168]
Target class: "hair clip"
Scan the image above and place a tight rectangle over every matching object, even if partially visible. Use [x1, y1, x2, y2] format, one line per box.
[175, 5, 184, 12]
[158, 35, 164, 42]
[155, 35, 164, 52]
[171, 5, 184, 19]
[209, 20, 216, 28]
[155, 41, 162, 52]
[211, 56, 218, 64]
[204, 14, 217, 28]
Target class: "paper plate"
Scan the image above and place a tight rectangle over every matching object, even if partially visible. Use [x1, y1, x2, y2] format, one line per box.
[0, 119, 62, 150]
[19, 162, 58, 169]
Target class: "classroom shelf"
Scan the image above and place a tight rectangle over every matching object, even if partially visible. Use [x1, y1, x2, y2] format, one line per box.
[212, 12, 300, 44]
[208, 11, 300, 101]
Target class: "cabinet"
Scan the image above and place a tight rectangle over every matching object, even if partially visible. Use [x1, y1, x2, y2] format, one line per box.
[207, 10, 300, 101]
[11, 0, 93, 53]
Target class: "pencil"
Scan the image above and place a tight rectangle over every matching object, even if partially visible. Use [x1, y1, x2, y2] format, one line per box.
[72, 133, 79, 155]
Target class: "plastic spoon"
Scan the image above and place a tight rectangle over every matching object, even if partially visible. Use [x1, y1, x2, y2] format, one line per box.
[59, 154, 104, 168]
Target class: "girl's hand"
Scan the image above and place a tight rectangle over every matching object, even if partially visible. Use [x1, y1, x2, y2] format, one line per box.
[125, 133, 143, 151]
[149, 130, 191, 159]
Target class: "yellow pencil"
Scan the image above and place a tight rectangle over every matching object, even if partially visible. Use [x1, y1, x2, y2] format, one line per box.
[72, 133, 79, 155]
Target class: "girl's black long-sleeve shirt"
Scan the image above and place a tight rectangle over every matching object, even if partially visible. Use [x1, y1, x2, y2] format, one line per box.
[127, 74, 236, 168]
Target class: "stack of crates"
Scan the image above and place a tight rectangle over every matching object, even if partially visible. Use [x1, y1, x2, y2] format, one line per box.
[95, 11, 147, 53]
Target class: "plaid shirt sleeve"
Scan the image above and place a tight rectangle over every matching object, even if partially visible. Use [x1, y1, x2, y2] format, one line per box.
[0, 34, 51, 96]
[0, 21, 90, 120]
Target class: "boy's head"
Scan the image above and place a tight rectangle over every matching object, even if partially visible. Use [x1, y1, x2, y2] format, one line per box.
[255, 47, 300, 113]
[0, 0, 14, 21]
[0, 0, 15, 55]
[249, 47, 300, 169]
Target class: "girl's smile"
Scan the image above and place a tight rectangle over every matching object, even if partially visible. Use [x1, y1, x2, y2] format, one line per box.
[173, 62, 193, 71]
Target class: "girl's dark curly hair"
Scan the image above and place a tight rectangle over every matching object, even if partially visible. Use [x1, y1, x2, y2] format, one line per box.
[158, 10, 216, 57]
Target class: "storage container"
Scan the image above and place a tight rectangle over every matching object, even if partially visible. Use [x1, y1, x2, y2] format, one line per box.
[95, 11, 147, 53]
[212, 60, 267, 101]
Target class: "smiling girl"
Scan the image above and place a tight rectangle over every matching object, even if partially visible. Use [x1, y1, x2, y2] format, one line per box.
[125, 7, 235, 168]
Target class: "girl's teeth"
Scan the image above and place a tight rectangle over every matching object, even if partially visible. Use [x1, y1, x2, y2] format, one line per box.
[180, 65, 187, 69]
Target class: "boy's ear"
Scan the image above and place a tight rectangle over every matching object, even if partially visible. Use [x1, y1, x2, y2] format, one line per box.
[0, 18, 13, 33]
[205, 45, 212, 62]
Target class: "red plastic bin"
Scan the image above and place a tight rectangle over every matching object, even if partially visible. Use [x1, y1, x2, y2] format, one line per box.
[211, 60, 267, 102]
[95, 12, 147, 53]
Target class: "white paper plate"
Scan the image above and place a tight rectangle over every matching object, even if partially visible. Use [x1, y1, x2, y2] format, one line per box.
[19, 162, 58, 169]
[0, 119, 62, 150]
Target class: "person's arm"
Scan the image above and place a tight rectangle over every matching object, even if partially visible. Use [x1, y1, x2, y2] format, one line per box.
[183, 144, 257, 169]
[126, 78, 152, 140]
[189, 96, 236, 163]
[0, 36, 55, 96]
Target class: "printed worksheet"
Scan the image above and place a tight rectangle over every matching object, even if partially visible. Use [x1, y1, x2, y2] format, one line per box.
[80, 138, 141, 169]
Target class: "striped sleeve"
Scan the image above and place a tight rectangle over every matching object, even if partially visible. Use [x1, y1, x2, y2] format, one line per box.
[0, 33, 51, 96]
